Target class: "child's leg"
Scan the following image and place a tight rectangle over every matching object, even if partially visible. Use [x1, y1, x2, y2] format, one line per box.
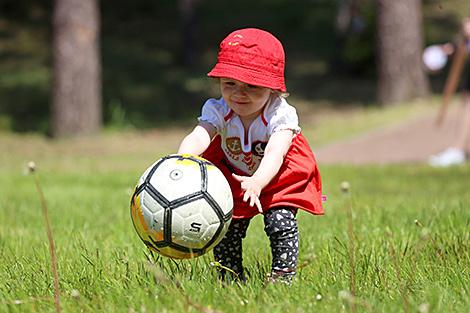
[263, 207, 299, 282]
[213, 218, 251, 280]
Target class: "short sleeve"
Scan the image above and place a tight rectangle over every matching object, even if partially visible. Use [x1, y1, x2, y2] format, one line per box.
[266, 98, 301, 135]
[197, 98, 228, 132]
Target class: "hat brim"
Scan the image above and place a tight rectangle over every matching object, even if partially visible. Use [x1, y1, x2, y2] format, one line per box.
[207, 62, 286, 92]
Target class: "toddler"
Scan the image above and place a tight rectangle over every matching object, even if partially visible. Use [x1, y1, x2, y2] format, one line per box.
[178, 28, 324, 282]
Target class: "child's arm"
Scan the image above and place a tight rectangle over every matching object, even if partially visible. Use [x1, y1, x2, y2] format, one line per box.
[232, 129, 294, 212]
[178, 122, 217, 155]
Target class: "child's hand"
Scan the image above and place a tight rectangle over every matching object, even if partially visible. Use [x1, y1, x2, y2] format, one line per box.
[232, 174, 263, 213]
[441, 43, 455, 55]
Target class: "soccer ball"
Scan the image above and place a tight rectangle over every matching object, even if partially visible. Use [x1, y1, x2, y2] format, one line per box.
[130, 154, 233, 259]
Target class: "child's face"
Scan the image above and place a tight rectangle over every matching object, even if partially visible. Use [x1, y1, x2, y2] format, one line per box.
[220, 78, 272, 121]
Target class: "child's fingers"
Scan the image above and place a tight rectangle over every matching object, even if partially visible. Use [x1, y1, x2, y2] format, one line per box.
[240, 189, 263, 213]
[243, 192, 250, 202]
[232, 173, 243, 182]
[255, 197, 263, 213]
[249, 193, 255, 207]
[244, 190, 256, 204]
[248, 193, 262, 213]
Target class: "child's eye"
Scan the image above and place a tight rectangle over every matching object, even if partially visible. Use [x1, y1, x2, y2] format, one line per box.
[223, 81, 235, 86]
[247, 84, 260, 89]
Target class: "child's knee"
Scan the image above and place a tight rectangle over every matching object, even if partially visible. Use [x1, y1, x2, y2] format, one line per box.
[263, 207, 298, 238]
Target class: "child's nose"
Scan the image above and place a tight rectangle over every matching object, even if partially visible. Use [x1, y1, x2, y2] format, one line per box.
[233, 84, 247, 95]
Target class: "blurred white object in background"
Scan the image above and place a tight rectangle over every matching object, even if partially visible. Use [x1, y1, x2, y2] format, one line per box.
[422, 45, 448, 72]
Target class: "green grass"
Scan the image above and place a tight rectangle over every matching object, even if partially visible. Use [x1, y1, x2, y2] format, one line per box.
[0, 113, 469, 312]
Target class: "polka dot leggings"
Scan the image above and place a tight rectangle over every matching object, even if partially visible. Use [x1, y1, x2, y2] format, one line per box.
[213, 207, 299, 281]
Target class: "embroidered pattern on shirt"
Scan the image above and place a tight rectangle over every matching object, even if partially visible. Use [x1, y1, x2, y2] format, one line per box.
[226, 137, 242, 155]
[251, 141, 267, 157]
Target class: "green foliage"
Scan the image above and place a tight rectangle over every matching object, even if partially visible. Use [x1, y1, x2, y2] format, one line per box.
[1, 0, 470, 133]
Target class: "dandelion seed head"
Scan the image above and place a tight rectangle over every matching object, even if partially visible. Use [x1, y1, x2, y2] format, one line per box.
[340, 181, 350, 193]
[71, 289, 80, 298]
[27, 161, 36, 173]
[338, 290, 354, 302]
[420, 227, 431, 239]
[418, 303, 430, 313]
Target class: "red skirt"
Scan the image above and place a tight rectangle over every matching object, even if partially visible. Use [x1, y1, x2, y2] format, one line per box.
[202, 133, 324, 219]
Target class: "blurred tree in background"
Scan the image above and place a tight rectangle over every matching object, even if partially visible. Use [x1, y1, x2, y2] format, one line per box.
[377, 0, 429, 105]
[52, 0, 101, 137]
[0, 0, 467, 135]
[331, 0, 374, 75]
[178, 0, 200, 66]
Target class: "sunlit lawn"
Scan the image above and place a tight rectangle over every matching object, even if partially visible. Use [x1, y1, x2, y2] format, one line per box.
[1, 102, 469, 312]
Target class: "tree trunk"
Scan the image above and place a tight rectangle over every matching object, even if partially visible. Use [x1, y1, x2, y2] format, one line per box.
[178, 0, 199, 66]
[52, 0, 101, 137]
[377, 0, 429, 105]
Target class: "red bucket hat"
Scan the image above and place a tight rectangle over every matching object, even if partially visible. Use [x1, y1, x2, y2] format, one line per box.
[207, 28, 286, 92]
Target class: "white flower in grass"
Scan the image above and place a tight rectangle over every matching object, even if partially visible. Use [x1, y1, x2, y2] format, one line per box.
[240, 299, 249, 306]
[71, 289, 80, 299]
[338, 290, 354, 303]
[420, 227, 431, 240]
[418, 303, 430, 313]
[70, 289, 80, 299]
[23, 161, 37, 175]
[340, 181, 350, 193]
[315, 293, 322, 301]
[27, 161, 36, 172]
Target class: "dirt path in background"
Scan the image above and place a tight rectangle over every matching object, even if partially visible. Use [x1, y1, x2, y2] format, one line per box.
[314, 106, 462, 165]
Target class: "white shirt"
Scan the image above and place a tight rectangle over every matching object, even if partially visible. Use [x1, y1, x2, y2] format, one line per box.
[198, 96, 301, 174]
